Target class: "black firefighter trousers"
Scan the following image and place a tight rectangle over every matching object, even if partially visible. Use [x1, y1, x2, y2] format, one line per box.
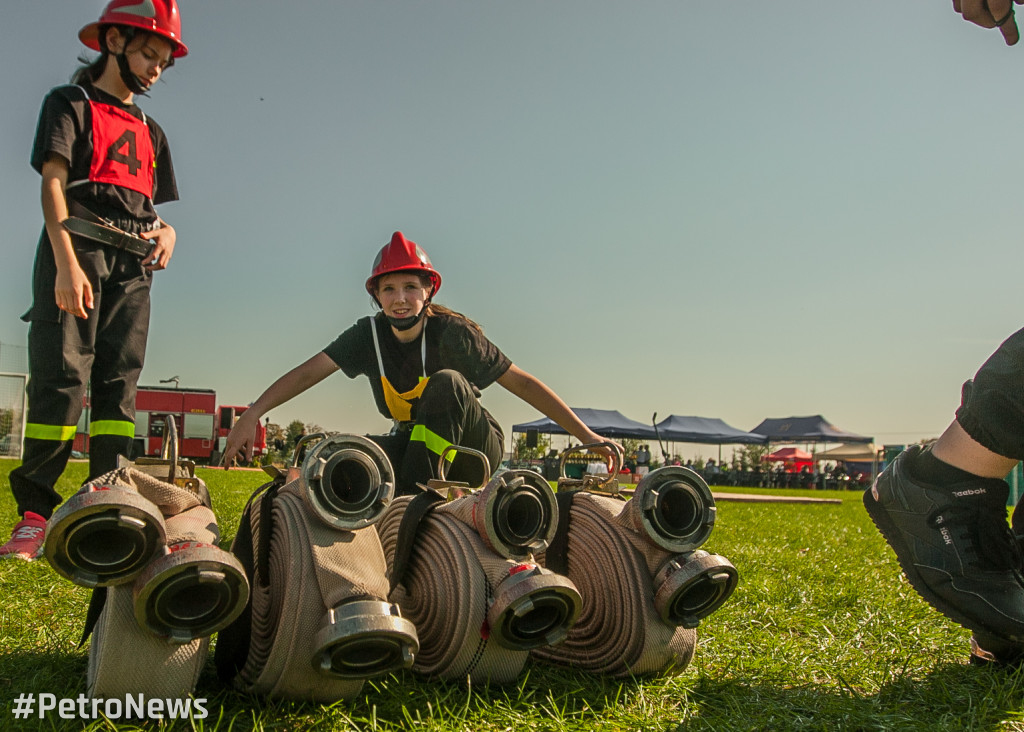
[955, 326, 1024, 462]
[10, 237, 150, 519]
[369, 369, 504, 495]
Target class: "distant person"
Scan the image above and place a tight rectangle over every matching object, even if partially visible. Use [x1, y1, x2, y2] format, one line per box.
[221, 233, 620, 492]
[865, 0, 1024, 666]
[1, 1, 188, 560]
[636, 443, 651, 476]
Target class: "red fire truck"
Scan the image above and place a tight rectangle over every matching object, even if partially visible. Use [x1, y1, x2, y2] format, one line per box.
[73, 385, 267, 463]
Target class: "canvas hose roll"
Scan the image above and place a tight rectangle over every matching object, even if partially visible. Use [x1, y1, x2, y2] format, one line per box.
[215, 433, 418, 702]
[85, 467, 245, 699]
[531, 449, 739, 677]
[377, 446, 582, 684]
[44, 419, 249, 699]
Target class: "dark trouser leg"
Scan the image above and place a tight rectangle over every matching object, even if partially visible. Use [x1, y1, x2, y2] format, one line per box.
[10, 317, 92, 520]
[87, 266, 150, 479]
[396, 370, 503, 493]
[955, 327, 1024, 461]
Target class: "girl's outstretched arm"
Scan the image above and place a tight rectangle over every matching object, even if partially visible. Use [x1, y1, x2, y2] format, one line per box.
[497, 364, 622, 466]
[222, 352, 339, 466]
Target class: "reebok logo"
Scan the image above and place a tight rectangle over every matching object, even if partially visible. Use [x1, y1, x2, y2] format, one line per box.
[941, 527, 953, 545]
[952, 488, 987, 498]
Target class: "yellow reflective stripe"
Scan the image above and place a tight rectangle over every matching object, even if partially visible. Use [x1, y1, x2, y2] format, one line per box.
[409, 424, 454, 461]
[25, 423, 77, 441]
[90, 420, 135, 438]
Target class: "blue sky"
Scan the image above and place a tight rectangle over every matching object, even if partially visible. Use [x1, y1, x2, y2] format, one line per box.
[2, 2, 1022, 457]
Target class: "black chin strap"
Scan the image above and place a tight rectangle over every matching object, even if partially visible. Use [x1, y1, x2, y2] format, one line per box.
[102, 27, 151, 96]
[116, 51, 151, 95]
[385, 300, 431, 331]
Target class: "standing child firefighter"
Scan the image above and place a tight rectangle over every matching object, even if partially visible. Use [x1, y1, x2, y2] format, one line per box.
[1, 0, 187, 559]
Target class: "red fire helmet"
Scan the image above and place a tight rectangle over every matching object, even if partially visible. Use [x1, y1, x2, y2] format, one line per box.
[365, 232, 442, 299]
[80, 0, 188, 58]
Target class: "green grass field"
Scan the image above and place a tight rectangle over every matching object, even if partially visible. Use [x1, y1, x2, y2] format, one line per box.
[2, 458, 1024, 731]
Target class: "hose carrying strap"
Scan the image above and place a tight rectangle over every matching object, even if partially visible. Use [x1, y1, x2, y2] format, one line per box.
[388, 490, 445, 594]
[222, 481, 397, 701]
[542, 490, 577, 576]
[214, 477, 281, 685]
[377, 494, 529, 683]
[533, 492, 697, 677]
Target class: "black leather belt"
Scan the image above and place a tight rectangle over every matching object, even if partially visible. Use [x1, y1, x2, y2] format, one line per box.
[62, 204, 154, 259]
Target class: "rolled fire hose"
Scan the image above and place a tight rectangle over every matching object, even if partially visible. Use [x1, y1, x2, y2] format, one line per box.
[531, 449, 739, 677]
[87, 489, 235, 699]
[215, 434, 418, 702]
[47, 417, 249, 699]
[376, 446, 582, 684]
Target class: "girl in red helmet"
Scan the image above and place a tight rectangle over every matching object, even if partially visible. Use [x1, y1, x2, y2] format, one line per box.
[222, 232, 618, 492]
[1, 1, 187, 560]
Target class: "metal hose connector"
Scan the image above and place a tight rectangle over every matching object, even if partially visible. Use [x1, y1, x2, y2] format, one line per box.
[651, 550, 738, 628]
[45, 486, 166, 588]
[301, 434, 395, 529]
[486, 564, 582, 649]
[312, 599, 418, 679]
[132, 539, 250, 643]
[627, 467, 716, 552]
[473, 469, 558, 560]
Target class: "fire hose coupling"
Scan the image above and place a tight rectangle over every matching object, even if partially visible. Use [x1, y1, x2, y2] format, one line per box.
[475, 470, 559, 559]
[652, 550, 739, 629]
[434, 445, 559, 559]
[629, 467, 717, 553]
[132, 541, 250, 643]
[486, 564, 582, 650]
[301, 434, 396, 529]
[312, 600, 419, 679]
[45, 485, 167, 588]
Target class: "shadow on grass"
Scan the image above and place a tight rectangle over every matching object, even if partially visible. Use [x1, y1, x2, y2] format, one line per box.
[2, 643, 631, 731]
[681, 662, 1024, 731]
[0, 650, 87, 698]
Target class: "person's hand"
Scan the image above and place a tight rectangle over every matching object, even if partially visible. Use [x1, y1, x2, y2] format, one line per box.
[583, 432, 623, 473]
[54, 262, 93, 319]
[141, 223, 176, 271]
[954, 0, 1024, 45]
[222, 410, 258, 469]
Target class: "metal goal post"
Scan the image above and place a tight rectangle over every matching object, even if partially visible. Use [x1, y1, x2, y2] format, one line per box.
[0, 372, 27, 460]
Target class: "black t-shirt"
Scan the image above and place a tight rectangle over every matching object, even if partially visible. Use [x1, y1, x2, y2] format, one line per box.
[322, 312, 512, 421]
[31, 83, 177, 228]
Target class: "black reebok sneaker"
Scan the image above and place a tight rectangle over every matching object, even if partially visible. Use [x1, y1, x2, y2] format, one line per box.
[864, 444, 1024, 641]
[969, 497, 1024, 665]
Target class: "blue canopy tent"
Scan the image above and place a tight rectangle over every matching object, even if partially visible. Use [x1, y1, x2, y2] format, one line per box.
[750, 415, 876, 483]
[654, 415, 768, 445]
[650, 415, 768, 467]
[750, 415, 873, 444]
[511, 408, 657, 479]
[511, 408, 657, 440]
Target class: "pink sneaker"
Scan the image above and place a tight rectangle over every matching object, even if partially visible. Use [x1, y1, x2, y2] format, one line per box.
[0, 512, 47, 560]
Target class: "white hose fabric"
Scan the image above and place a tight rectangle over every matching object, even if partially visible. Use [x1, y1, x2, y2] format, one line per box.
[223, 480, 404, 702]
[377, 491, 582, 684]
[82, 467, 221, 699]
[533, 492, 699, 677]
